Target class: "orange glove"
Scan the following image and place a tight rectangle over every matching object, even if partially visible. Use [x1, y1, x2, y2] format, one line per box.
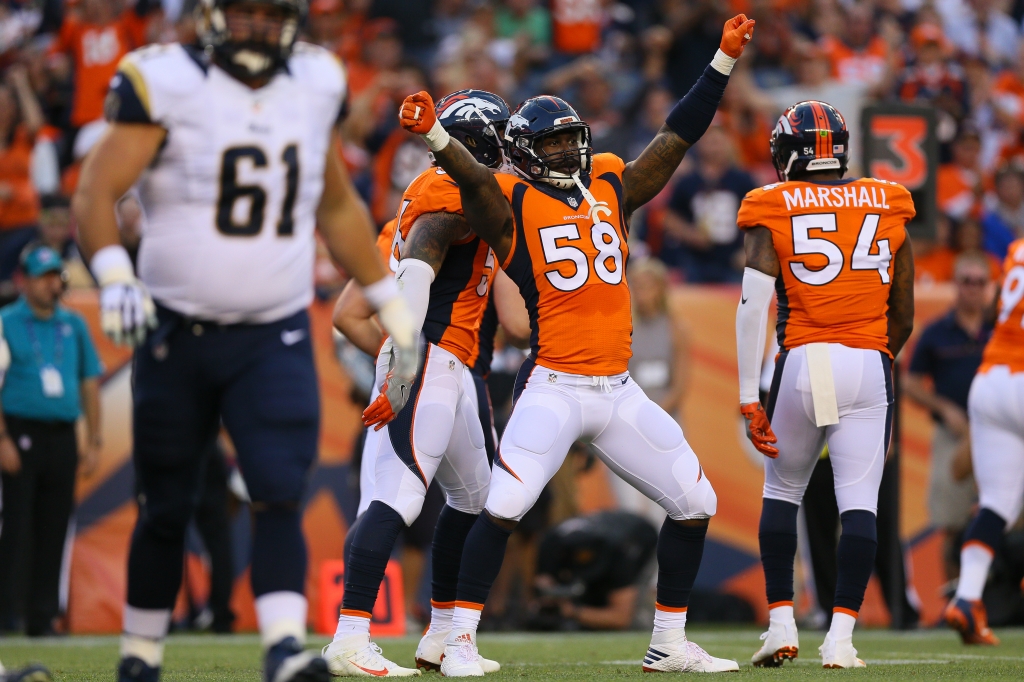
[741, 402, 778, 458]
[720, 14, 755, 59]
[399, 91, 438, 135]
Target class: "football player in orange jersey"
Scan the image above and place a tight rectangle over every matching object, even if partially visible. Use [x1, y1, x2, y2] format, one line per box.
[322, 90, 533, 677]
[944, 239, 1024, 646]
[397, 15, 756, 676]
[734, 101, 916, 668]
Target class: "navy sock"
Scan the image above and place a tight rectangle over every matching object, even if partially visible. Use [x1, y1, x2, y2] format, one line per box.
[126, 516, 187, 609]
[343, 513, 363, 568]
[833, 510, 877, 614]
[964, 507, 1007, 551]
[759, 498, 799, 606]
[455, 513, 513, 606]
[342, 501, 405, 613]
[431, 505, 479, 604]
[251, 507, 307, 596]
[656, 518, 708, 608]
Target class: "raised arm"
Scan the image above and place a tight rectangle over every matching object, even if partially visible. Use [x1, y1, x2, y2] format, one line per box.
[398, 92, 515, 264]
[886, 231, 915, 358]
[621, 15, 755, 215]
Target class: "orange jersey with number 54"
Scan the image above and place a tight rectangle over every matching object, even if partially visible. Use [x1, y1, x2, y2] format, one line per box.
[737, 178, 915, 356]
[980, 239, 1024, 373]
[496, 154, 631, 375]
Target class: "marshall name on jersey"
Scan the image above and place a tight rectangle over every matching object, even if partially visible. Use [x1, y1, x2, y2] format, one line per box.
[737, 177, 915, 356]
[106, 42, 347, 324]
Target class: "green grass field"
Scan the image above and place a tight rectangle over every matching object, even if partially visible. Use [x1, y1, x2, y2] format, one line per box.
[1, 628, 1023, 680]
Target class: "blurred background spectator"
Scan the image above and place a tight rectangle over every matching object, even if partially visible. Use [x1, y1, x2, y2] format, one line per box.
[905, 252, 994, 586]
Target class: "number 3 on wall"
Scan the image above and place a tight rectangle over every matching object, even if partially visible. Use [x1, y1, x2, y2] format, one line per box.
[790, 213, 892, 286]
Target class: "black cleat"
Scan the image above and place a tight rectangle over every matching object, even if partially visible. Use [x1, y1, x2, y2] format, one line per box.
[265, 637, 330, 682]
[2, 665, 52, 682]
[117, 656, 160, 682]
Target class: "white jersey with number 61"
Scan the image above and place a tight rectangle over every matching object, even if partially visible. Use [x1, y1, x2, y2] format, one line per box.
[106, 41, 347, 324]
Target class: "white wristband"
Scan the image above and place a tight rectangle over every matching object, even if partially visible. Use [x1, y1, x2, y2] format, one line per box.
[421, 119, 451, 153]
[90, 244, 135, 286]
[363, 275, 400, 310]
[710, 49, 738, 76]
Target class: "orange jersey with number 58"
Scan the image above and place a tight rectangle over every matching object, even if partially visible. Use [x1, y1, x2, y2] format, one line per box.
[737, 178, 915, 356]
[980, 239, 1024, 373]
[496, 154, 631, 375]
[390, 167, 497, 367]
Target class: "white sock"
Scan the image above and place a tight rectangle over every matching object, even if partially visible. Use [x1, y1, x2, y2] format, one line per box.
[1, 658, 7, 674]
[450, 605, 482, 633]
[121, 606, 171, 667]
[956, 542, 994, 602]
[255, 591, 308, 648]
[335, 610, 372, 638]
[769, 603, 795, 625]
[652, 605, 687, 634]
[427, 602, 455, 635]
[828, 610, 857, 640]
[121, 635, 165, 668]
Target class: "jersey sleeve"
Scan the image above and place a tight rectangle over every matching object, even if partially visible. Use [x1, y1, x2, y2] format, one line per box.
[495, 172, 522, 204]
[105, 57, 153, 123]
[289, 42, 348, 127]
[887, 181, 917, 225]
[591, 153, 626, 179]
[106, 45, 206, 126]
[736, 187, 775, 230]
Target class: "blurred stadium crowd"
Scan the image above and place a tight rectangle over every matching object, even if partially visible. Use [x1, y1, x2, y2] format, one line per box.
[5, 0, 1024, 290]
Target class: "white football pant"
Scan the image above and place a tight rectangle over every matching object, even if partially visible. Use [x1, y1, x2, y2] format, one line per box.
[968, 367, 1024, 525]
[487, 360, 717, 522]
[764, 344, 892, 514]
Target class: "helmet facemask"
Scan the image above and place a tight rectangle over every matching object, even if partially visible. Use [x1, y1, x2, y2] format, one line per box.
[198, 0, 302, 82]
[512, 125, 592, 190]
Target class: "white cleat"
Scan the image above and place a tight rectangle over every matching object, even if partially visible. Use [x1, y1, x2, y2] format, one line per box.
[415, 630, 499, 673]
[751, 619, 799, 667]
[819, 634, 866, 669]
[641, 629, 739, 673]
[322, 634, 422, 677]
[438, 631, 485, 677]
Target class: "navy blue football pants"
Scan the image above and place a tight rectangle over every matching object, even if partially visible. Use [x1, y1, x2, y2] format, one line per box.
[126, 305, 319, 610]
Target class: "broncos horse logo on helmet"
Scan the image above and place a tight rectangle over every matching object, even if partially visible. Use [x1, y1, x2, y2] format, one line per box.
[434, 90, 510, 169]
[770, 100, 849, 182]
[197, 0, 306, 81]
[505, 96, 592, 190]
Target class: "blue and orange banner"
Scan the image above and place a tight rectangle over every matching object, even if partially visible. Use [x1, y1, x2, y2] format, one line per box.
[61, 285, 954, 633]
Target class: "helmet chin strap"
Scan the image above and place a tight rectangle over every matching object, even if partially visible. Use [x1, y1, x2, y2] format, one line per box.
[782, 151, 798, 181]
[571, 172, 611, 224]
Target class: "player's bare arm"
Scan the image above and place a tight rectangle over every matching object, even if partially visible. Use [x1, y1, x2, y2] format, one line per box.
[621, 14, 756, 216]
[493, 269, 530, 345]
[402, 211, 471, 275]
[742, 226, 781, 278]
[75, 124, 166, 260]
[74, 123, 166, 346]
[398, 93, 515, 264]
[886, 231, 915, 357]
[316, 131, 391, 287]
[332, 280, 383, 356]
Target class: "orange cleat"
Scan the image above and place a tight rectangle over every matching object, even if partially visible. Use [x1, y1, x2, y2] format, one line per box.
[944, 598, 1000, 645]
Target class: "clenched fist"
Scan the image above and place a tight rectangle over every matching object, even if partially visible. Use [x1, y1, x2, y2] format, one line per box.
[399, 91, 438, 135]
[720, 14, 755, 59]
